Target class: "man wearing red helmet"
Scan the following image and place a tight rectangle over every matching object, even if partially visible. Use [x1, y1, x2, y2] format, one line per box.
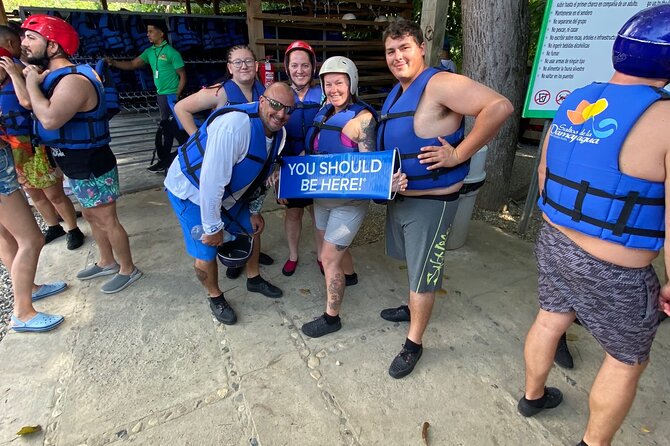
[518, 6, 670, 445]
[21, 14, 142, 294]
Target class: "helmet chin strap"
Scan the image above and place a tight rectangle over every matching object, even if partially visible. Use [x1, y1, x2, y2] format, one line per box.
[291, 81, 308, 92]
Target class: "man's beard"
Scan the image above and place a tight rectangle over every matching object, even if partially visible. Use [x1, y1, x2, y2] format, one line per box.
[24, 50, 50, 70]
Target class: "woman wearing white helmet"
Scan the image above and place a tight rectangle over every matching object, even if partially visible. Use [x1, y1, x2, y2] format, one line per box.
[278, 41, 324, 277]
[174, 45, 265, 135]
[300, 56, 407, 338]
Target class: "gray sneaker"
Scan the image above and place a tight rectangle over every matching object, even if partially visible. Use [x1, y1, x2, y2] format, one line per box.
[77, 263, 120, 280]
[100, 268, 143, 294]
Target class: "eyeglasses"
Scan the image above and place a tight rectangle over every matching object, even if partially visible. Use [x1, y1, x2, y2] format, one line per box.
[261, 95, 294, 114]
[229, 58, 256, 68]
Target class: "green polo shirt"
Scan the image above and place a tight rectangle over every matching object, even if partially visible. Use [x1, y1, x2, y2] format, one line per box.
[139, 41, 184, 95]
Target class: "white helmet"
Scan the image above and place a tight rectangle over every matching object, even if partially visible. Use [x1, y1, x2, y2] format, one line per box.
[342, 13, 357, 20]
[319, 56, 358, 96]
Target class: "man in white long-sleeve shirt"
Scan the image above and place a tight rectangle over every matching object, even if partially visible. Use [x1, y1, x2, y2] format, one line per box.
[165, 82, 294, 324]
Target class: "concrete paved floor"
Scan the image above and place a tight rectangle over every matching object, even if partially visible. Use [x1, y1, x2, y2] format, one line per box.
[1, 188, 668, 446]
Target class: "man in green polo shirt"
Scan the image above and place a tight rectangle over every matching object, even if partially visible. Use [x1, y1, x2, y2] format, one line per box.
[107, 21, 187, 173]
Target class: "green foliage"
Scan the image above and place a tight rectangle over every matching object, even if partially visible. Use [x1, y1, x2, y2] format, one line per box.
[4, 0, 244, 15]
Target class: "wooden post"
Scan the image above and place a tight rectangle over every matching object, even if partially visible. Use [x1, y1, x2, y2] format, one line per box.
[100, 0, 109, 11]
[213, 0, 220, 16]
[186, 0, 192, 15]
[0, 0, 7, 26]
[419, 0, 450, 66]
[246, 0, 265, 61]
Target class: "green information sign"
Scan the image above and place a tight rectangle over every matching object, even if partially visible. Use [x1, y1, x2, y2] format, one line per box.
[522, 0, 669, 118]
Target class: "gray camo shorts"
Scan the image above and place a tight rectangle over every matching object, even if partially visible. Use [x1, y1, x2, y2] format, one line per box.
[536, 222, 660, 365]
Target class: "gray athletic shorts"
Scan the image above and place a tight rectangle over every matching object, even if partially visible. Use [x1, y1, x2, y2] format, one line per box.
[536, 222, 661, 365]
[386, 195, 459, 293]
[314, 198, 369, 247]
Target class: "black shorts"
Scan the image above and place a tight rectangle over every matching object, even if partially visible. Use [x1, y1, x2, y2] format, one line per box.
[49, 145, 117, 180]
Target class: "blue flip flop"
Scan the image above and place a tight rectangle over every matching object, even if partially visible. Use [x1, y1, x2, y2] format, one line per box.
[10, 312, 64, 333]
[32, 281, 68, 302]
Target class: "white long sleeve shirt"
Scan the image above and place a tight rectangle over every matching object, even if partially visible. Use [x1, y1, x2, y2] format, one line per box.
[165, 111, 273, 234]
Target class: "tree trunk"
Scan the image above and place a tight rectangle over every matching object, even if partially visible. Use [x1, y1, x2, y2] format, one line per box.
[462, 1, 529, 211]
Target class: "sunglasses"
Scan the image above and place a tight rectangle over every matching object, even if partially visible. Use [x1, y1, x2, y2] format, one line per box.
[229, 58, 256, 68]
[261, 95, 294, 114]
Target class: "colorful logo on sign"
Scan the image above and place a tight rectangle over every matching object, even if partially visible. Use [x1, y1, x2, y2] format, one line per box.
[566, 98, 618, 138]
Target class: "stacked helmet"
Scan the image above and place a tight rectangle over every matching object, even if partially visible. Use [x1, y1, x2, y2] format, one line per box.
[612, 4, 670, 79]
[21, 14, 79, 57]
[216, 235, 253, 268]
[319, 56, 358, 96]
[284, 40, 317, 80]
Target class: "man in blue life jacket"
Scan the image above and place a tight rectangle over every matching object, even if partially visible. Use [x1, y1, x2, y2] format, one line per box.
[164, 82, 294, 325]
[377, 20, 513, 379]
[106, 21, 187, 174]
[21, 15, 142, 294]
[518, 6, 670, 446]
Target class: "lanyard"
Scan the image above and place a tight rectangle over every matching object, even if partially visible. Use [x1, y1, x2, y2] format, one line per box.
[153, 44, 166, 79]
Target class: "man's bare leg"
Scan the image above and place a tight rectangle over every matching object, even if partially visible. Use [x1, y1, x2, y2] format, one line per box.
[194, 258, 222, 297]
[42, 181, 78, 231]
[582, 354, 647, 446]
[523, 309, 576, 399]
[84, 203, 135, 274]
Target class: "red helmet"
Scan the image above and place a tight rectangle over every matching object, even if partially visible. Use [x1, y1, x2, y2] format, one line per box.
[284, 40, 316, 79]
[21, 14, 79, 57]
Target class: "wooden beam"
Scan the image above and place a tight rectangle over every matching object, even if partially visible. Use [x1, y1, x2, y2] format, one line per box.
[0, 1, 7, 26]
[258, 38, 383, 48]
[185, 0, 192, 15]
[247, 0, 265, 59]
[420, 0, 449, 66]
[100, 0, 109, 11]
[252, 12, 390, 28]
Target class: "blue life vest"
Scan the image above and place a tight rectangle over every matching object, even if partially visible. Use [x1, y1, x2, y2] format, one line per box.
[378, 67, 468, 191]
[306, 101, 378, 154]
[94, 59, 120, 119]
[202, 20, 228, 51]
[283, 86, 321, 156]
[539, 82, 669, 250]
[99, 14, 125, 52]
[223, 79, 264, 105]
[168, 17, 200, 53]
[0, 64, 32, 137]
[70, 12, 102, 57]
[177, 102, 285, 209]
[34, 65, 110, 150]
[128, 15, 148, 52]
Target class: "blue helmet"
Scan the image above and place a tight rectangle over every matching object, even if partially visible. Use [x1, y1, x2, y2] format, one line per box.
[612, 4, 670, 79]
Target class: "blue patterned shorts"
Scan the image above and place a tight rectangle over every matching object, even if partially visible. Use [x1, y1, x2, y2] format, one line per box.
[0, 145, 21, 196]
[536, 222, 660, 365]
[69, 167, 121, 208]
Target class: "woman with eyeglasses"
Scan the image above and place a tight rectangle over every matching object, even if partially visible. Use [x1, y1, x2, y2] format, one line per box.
[174, 45, 265, 135]
[300, 56, 403, 338]
[277, 41, 324, 278]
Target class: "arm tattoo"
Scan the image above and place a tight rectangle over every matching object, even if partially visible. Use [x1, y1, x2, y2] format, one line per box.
[357, 114, 377, 153]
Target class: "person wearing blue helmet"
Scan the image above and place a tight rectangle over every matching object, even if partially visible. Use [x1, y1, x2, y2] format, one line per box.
[518, 6, 670, 446]
[438, 36, 456, 73]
